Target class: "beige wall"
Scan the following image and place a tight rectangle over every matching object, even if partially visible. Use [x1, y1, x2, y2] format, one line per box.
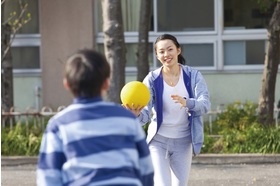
[40, 0, 95, 109]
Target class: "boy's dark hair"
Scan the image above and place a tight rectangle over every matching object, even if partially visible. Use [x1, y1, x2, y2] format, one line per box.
[64, 49, 110, 97]
[155, 34, 186, 65]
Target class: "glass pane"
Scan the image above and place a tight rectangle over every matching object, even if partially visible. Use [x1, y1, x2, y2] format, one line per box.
[180, 44, 214, 67]
[97, 0, 149, 32]
[122, 0, 141, 31]
[224, 40, 265, 65]
[2, 0, 39, 34]
[11, 47, 40, 69]
[157, 0, 214, 32]
[97, 1, 102, 32]
[126, 44, 138, 66]
[224, 0, 274, 29]
[97, 44, 153, 67]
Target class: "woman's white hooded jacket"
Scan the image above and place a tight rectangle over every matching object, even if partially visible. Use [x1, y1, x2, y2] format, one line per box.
[138, 64, 211, 155]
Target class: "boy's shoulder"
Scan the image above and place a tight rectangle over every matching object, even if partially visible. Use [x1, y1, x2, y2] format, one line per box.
[50, 101, 136, 124]
[104, 102, 136, 118]
[45, 101, 137, 132]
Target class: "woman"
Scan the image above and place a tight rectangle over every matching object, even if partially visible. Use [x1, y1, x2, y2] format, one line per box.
[126, 34, 210, 186]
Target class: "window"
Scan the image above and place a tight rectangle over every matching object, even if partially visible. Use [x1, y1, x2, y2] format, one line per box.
[224, 0, 274, 29]
[3, 0, 39, 34]
[224, 40, 266, 66]
[182, 44, 214, 67]
[222, 0, 275, 70]
[11, 47, 40, 69]
[97, 44, 153, 68]
[157, 0, 214, 32]
[95, 0, 276, 72]
[97, 0, 145, 32]
[3, 0, 40, 71]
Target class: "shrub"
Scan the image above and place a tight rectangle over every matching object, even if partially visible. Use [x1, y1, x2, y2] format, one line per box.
[202, 101, 280, 154]
[215, 101, 258, 132]
[1, 122, 43, 156]
[2, 101, 279, 155]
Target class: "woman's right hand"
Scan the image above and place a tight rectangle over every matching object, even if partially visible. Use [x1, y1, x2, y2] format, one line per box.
[122, 103, 143, 117]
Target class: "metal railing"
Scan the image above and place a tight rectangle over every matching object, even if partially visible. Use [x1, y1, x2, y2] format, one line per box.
[1, 106, 66, 131]
[2, 104, 280, 133]
[205, 104, 280, 134]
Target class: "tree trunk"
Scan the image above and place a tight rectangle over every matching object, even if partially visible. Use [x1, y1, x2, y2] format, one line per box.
[101, 0, 126, 103]
[258, 2, 280, 127]
[136, 0, 152, 82]
[1, 23, 14, 113]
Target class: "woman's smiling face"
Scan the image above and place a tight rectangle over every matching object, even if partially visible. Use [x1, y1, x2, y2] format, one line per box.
[155, 39, 181, 67]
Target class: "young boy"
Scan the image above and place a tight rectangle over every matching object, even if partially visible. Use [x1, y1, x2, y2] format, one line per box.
[37, 49, 154, 186]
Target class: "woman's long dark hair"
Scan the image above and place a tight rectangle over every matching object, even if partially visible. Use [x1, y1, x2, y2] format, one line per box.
[154, 34, 186, 65]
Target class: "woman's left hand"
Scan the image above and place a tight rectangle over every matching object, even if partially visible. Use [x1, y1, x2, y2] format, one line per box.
[171, 94, 187, 109]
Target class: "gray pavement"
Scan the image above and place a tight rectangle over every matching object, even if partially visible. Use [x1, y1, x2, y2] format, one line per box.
[189, 164, 280, 186]
[2, 154, 280, 186]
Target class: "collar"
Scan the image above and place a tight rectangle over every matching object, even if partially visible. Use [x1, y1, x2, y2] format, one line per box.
[73, 96, 102, 104]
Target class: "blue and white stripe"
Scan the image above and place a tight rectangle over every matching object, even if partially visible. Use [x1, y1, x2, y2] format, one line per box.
[37, 97, 154, 186]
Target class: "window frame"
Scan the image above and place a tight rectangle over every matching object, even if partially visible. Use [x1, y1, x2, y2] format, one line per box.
[11, 34, 41, 75]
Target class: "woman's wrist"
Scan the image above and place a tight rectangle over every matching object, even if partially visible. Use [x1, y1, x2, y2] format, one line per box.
[183, 97, 187, 107]
[183, 97, 191, 116]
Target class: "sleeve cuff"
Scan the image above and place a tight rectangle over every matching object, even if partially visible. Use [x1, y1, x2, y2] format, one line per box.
[186, 99, 195, 109]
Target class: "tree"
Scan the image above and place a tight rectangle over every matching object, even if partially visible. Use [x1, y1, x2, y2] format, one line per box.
[136, 0, 152, 82]
[1, 22, 13, 113]
[1, 0, 31, 112]
[258, 1, 280, 127]
[101, 0, 126, 103]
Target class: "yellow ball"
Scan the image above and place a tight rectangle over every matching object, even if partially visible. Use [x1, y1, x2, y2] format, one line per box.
[120, 81, 150, 108]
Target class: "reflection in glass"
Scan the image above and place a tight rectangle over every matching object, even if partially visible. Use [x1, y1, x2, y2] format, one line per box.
[11, 47, 40, 69]
[224, 0, 274, 29]
[157, 0, 214, 32]
[180, 44, 214, 67]
[97, 44, 153, 67]
[97, 0, 154, 32]
[3, 0, 39, 34]
[224, 40, 266, 65]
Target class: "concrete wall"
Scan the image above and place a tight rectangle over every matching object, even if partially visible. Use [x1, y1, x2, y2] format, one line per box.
[40, 0, 94, 109]
[203, 72, 280, 110]
[13, 76, 42, 111]
[12, 71, 280, 112]
[126, 72, 280, 111]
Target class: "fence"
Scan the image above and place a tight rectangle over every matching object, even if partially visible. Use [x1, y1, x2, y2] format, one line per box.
[2, 104, 280, 133]
[205, 104, 280, 134]
[1, 106, 66, 131]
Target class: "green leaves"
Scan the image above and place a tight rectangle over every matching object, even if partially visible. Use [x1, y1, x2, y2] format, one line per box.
[1, 123, 43, 156]
[202, 101, 280, 154]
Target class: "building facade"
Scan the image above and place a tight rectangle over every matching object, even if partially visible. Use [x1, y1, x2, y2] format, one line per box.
[4, 0, 280, 112]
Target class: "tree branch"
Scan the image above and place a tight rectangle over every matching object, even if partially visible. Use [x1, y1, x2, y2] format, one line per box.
[1, 0, 31, 62]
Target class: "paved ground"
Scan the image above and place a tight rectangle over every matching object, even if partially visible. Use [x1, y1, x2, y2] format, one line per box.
[1, 164, 36, 186]
[2, 154, 280, 186]
[2, 163, 280, 186]
[189, 163, 280, 186]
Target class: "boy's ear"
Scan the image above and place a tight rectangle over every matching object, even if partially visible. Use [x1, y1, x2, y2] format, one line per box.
[102, 78, 110, 91]
[63, 78, 70, 90]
